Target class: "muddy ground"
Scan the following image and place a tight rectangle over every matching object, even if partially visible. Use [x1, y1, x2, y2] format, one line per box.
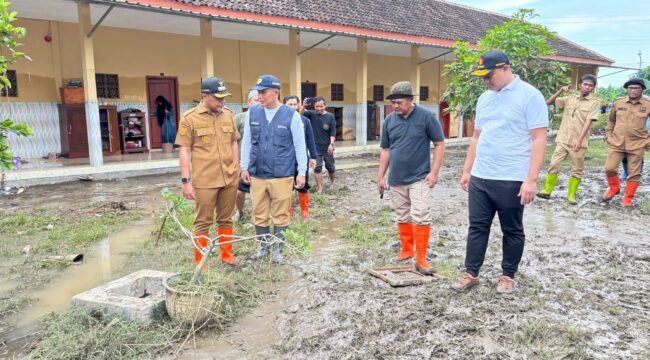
[2, 147, 650, 359]
[188, 147, 650, 359]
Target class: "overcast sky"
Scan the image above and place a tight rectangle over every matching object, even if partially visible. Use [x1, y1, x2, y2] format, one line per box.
[447, 0, 648, 88]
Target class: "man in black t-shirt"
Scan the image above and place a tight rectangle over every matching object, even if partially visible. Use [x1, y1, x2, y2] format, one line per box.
[378, 81, 445, 275]
[301, 96, 337, 193]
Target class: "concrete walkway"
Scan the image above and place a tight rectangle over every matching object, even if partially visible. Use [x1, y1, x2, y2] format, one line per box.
[3, 138, 469, 187]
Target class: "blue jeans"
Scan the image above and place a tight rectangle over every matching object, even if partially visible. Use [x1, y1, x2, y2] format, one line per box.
[162, 109, 176, 144]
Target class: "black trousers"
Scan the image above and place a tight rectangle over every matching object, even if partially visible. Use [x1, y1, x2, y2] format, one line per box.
[293, 166, 311, 193]
[465, 176, 525, 278]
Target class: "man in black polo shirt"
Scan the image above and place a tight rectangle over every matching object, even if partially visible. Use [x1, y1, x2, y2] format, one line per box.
[301, 96, 337, 193]
[378, 81, 445, 275]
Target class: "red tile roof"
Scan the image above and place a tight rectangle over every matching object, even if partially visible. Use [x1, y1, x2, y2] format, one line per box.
[113, 0, 614, 65]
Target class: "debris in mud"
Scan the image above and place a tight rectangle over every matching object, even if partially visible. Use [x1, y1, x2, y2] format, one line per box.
[77, 176, 93, 182]
[0, 187, 25, 196]
[368, 266, 443, 287]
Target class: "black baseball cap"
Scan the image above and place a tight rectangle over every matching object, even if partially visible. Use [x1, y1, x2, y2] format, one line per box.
[201, 77, 231, 98]
[471, 50, 510, 76]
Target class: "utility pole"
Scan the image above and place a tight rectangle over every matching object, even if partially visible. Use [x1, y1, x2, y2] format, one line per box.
[638, 50, 642, 77]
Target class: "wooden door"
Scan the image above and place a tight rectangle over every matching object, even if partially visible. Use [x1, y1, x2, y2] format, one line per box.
[106, 106, 120, 154]
[384, 105, 394, 117]
[146, 76, 179, 149]
[326, 106, 343, 141]
[373, 105, 381, 137]
[301, 82, 317, 100]
[438, 101, 451, 138]
[68, 106, 89, 158]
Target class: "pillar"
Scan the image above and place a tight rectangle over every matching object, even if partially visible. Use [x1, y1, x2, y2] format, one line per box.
[50, 21, 64, 102]
[289, 30, 301, 98]
[200, 19, 214, 78]
[77, 2, 103, 166]
[355, 38, 368, 146]
[410, 45, 421, 99]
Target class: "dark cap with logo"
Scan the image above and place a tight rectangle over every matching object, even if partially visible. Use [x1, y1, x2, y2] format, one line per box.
[623, 78, 646, 90]
[201, 77, 231, 98]
[471, 50, 510, 76]
[252, 75, 282, 90]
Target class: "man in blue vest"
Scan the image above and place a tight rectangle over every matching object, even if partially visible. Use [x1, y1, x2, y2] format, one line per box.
[240, 75, 308, 262]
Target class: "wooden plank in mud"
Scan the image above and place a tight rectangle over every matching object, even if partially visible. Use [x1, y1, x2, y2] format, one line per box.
[367, 266, 443, 287]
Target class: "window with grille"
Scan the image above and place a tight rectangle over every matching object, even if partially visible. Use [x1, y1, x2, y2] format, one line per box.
[96, 73, 120, 98]
[1, 70, 18, 97]
[331, 83, 344, 101]
[372, 85, 384, 101]
[420, 86, 429, 101]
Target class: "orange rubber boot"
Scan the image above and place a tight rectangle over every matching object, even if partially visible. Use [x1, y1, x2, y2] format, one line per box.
[194, 233, 209, 272]
[396, 223, 414, 261]
[602, 175, 620, 201]
[298, 192, 310, 219]
[413, 225, 434, 275]
[218, 228, 238, 266]
[621, 181, 639, 207]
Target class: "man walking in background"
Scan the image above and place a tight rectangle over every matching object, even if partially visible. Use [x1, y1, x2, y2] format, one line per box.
[284, 95, 318, 219]
[537, 75, 600, 204]
[301, 96, 336, 193]
[233, 89, 259, 221]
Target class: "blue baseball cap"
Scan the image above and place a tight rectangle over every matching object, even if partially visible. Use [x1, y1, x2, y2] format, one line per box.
[252, 75, 282, 90]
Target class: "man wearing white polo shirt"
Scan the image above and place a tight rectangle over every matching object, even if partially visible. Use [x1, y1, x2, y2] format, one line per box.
[455, 50, 548, 293]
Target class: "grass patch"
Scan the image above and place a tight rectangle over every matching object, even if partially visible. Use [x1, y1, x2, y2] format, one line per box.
[0, 295, 30, 318]
[342, 221, 394, 250]
[508, 319, 591, 359]
[641, 195, 650, 215]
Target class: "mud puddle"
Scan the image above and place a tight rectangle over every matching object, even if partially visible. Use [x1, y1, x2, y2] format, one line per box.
[3, 217, 155, 341]
[176, 217, 346, 360]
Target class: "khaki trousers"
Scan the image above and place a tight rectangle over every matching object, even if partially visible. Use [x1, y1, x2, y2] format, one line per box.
[389, 179, 432, 226]
[250, 176, 293, 227]
[547, 143, 587, 179]
[605, 147, 645, 182]
[194, 182, 238, 234]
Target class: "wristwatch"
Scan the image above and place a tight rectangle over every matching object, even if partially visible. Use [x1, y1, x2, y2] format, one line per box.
[181, 177, 191, 184]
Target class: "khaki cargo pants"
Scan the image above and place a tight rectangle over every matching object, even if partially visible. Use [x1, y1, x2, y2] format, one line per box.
[389, 179, 432, 226]
[605, 147, 645, 182]
[250, 176, 293, 227]
[547, 142, 587, 179]
[193, 182, 238, 234]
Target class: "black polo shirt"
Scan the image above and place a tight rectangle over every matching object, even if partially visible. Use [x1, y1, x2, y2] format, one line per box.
[304, 110, 337, 154]
[380, 105, 445, 186]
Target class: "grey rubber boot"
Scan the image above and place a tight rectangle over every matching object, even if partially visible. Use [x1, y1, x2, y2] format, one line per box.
[271, 226, 287, 263]
[253, 226, 270, 260]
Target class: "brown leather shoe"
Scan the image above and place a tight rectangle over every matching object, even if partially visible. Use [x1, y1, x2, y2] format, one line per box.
[496, 276, 516, 293]
[452, 273, 479, 292]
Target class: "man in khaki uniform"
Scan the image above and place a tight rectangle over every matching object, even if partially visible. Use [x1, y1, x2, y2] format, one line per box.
[537, 74, 600, 204]
[176, 77, 240, 268]
[603, 78, 650, 206]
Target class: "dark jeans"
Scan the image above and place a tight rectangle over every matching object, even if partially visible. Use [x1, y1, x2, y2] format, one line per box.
[465, 176, 525, 278]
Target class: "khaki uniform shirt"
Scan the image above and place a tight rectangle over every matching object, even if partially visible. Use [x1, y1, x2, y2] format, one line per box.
[606, 96, 650, 151]
[555, 94, 600, 148]
[175, 104, 240, 189]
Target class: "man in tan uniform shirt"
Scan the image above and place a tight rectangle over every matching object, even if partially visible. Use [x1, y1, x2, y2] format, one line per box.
[537, 74, 600, 204]
[603, 78, 650, 206]
[175, 77, 241, 268]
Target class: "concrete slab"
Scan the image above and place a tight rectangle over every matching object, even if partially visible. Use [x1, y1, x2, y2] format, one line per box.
[70, 269, 178, 324]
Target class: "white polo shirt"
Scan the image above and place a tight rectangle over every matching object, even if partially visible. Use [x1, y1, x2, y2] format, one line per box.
[471, 75, 549, 181]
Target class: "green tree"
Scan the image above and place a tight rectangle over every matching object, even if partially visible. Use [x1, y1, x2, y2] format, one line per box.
[1, 0, 32, 171]
[442, 8, 570, 118]
[596, 84, 626, 104]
